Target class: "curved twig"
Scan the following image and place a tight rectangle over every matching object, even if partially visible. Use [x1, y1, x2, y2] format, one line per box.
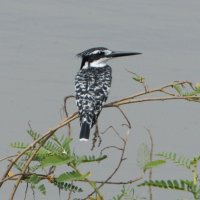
[115, 106, 131, 129]
[0, 113, 78, 198]
[83, 133, 128, 199]
[0, 154, 17, 162]
[1, 80, 200, 199]
[63, 95, 75, 137]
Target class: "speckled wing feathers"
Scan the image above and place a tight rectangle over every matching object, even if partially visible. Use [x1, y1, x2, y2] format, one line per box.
[75, 66, 112, 139]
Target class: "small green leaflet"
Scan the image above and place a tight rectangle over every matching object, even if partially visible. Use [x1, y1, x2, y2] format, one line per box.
[144, 160, 166, 172]
[40, 154, 74, 168]
[29, 174, 40, 184]
[56, 171, 90, 182]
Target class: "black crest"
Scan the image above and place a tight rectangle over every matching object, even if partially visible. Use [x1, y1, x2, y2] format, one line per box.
[77, 47, 110, 69]
[77, 47, 108, 57]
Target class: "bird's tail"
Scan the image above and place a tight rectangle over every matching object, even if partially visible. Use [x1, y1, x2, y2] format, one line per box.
[79, 122, 90, 141]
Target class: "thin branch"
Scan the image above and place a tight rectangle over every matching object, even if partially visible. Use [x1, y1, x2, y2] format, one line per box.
[10, 144, 46, 199]
[101, 125, 125, 141]
[146, 129, 153, 200]
[24, 183, 28, 200]
[0, 113, 78, 190]
[63, 95, 75, 117]
[1, 80, 200, 199]
[125, 68, 148, 92]
[104, 80, 199, 108]
[115, 106, 131, 129]
[0, 171, 142, 187]
[83, 176, 143, 185]
[8, 113, 78, 199]
[104, 95, 200, 108]
[63, 95, 75, 137]
[0, 154, 17, 162]
[67, 181, 73, 200]
[100, 146, 123, 155]
[83, 132, 128, 199]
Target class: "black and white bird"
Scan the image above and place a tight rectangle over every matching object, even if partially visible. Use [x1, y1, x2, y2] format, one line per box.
[75, 47, 141, 141]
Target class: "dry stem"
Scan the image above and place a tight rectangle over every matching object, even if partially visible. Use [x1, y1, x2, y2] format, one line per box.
[1, 80, 200, 199]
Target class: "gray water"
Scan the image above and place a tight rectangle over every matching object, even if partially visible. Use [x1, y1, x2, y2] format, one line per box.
[0, 0, 200, 199]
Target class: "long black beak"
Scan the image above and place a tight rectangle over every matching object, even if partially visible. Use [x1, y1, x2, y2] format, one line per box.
[107, 51, 142, 58]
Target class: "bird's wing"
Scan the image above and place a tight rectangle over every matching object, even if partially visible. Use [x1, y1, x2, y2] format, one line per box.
[75, 67, 112, 127]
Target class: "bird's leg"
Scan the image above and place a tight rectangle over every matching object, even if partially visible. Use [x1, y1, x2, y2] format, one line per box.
[91, 122, 102, 150]
[96, 123, 102, 147]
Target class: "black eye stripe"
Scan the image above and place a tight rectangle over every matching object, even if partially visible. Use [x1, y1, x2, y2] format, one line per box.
[87, 54, 102, 62]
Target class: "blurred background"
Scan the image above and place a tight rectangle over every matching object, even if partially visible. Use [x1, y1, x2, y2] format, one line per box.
[0, 0, 200, 199]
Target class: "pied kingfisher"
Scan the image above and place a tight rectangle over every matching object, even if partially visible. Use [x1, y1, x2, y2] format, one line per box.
[75, 47, 141, 141]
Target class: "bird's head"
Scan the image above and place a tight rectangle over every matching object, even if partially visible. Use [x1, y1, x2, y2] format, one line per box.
[77, 47, 141, 69]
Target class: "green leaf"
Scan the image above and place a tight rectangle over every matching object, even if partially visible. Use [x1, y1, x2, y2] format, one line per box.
[138, 179, 195, 193]
[144, 160, 166, 171]
[132, 76, 145, 83]
[72, 155, 107, 167]
[10, 142, 28, 149]
[137, 143, 151, 170]
[29, 174, 40, 184]
[61, 137, 72, 153]
[27, 129, 41, 140]
[56, 171, 90, 182]
[172, 84, 183, 95]
[111, 185, 135, 200]
[130, 71, 145, 84]
[38, 184, 46, 195]
[40, 154, 74, 168]
[167, 180, 174, 189]
[173, 180, 179, 189]
[79, 155, 107, 163]
[190, 155, 200, 166]
[43, 140, 62, 154]
[157, 152, 191, 169]
[54, 181, 83, 192]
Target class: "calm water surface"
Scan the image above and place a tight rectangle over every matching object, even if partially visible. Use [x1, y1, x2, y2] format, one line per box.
[0, 1, 200, 199]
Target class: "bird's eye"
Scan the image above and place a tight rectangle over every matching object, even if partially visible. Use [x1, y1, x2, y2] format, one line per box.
[98, 52, 104, 56]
